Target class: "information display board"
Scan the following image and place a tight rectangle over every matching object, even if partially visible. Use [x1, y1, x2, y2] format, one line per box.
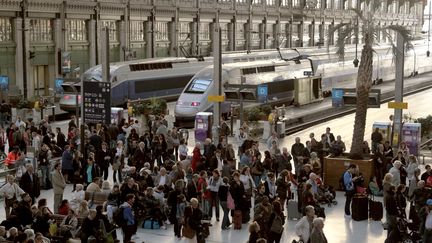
[83, 81, 111, 124]
[402, 123, 421, 156]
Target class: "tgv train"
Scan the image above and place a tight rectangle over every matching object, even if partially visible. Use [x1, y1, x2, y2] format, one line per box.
[174, 42, 432, 121]
[59, 49, 300, 111]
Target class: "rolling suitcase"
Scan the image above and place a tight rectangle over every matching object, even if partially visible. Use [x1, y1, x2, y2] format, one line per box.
[352, 193, 368, 221]
[233, 210, 242, 229]
[288, 199, 302, 220]
[369, 197, 383, 221]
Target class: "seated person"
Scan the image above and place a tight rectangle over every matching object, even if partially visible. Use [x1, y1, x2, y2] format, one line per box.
[59, 209, 79, 238]
[369, 176, 383, 196]
[80, 209, 100, 243]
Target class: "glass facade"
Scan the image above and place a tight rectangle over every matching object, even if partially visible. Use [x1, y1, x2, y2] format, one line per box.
[101, 21, 118, 42]
[130, 21, 144, 41]
[155, 22, 169, 41]
[29, 19, 52, 42]
[68, 20, 87, 41]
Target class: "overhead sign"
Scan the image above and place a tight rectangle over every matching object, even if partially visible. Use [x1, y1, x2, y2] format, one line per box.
[257, 84, 268, 103]
[83, 81, 111, 124]
[208, 95, 225, 102]
[388, 101, 408, 109]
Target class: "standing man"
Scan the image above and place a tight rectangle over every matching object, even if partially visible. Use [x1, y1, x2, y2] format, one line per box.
[121, 194, 136, 243]
[371, 127, 383, 154]
[56, 127, 66, 150]
[19, 164, 40, 204]
[324, 127, 335, 145]
[291, 137, 305, 175]
[422, 199, 432, 243]
[52, 162, 66, 213]
[343, 164, 359, 217]
[61, 145, 74, 183]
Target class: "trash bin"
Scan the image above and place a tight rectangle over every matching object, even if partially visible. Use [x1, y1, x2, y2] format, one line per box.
[277, 121, 285, 138]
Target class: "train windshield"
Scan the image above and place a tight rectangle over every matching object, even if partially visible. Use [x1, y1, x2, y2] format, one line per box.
[185, 79, 211, 93]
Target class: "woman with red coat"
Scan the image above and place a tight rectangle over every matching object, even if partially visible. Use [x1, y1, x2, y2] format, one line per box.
[191, 142, 202, 172]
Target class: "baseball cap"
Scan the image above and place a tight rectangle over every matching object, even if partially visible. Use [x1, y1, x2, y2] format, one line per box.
[426, 199, 432, 206]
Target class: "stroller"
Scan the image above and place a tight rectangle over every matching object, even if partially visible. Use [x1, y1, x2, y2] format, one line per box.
[316, 183, 337, 207]
[386, 217, 422, 243]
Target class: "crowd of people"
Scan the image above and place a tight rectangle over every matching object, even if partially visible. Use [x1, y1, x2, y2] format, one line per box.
[0, 110, 430, 243]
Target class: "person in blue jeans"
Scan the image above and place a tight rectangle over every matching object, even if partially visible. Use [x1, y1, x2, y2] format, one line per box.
[218, 177, 231, 230]
[121, 194, 136, 243]
[344, 164, 359, 217]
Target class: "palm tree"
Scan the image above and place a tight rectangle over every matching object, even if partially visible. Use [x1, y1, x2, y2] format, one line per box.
[329, 0, 414, 159]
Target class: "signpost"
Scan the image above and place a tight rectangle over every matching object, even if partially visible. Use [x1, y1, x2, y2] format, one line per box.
[257, 84, 268, 103]
[83, 81, 111, 124]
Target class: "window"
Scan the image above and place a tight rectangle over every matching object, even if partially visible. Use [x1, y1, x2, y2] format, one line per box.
[199, 23, 210, 41]
[251, 23, 259, 40]
[68, 20, 87, 41]
[293, 0, 302, 8]
[280, 0, 290, 7]
[252, 0, 261, 4]
[185, 79, 212, 93]
[266, 0, 276, 5]
[0, 18, 12, 42]
[178, 22, 190, 41]
[236, 0, 247, 3]
[29, 19, 52, 42]
[101, 21, 118, 42]
[155, 22, 168, 41]
[130, 21, 144, 41]
[220, 23, 228, 40]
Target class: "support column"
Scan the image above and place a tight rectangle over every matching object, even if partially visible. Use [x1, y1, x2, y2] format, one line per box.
[273, 21, 281, 48]
[168, 16, 179, 57]
[318, 22, 325, 46]
[190, 22, 198, 56]
[145, 20, 154, 58]
[14, 18, 24, 93]
[259, 21, 266, 49]
[328, 22, 334, 45]
[286, 20, 293, 48]
[227, 21, 235, 51]
[54, 18, 63, 84]
[88, 19, 97, 67]
[309, 21, 315, 46]
[119, 20, 127, 61]
[298, 21, 304, 47]
[393, 33, 405, 147]
[245, 20, 251, 51]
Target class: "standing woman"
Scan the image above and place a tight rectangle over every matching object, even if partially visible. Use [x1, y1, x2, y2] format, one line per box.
[226, 144, 236, 170]
[0, 175, 24, 218]
[276, 170, 291, 210]
[112, 140, 125, 183]
[240, 166, 255, 221]
[230, 172, 246, 219]
[178, 139, 188, 161]
[171, 127, 180, 161]
[268, 200, 285, 243]
[191, 143, 202, 173]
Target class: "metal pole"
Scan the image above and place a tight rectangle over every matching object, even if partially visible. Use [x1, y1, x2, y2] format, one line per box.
[21, 0, 28, 100]
[413, 48, 416, 75]
[239, 76, 245, 126]
[428, 1, 431, 57]
[354, 0, 359, 67]
[213, 10, 221, 146]
[393, 32, 405, 148]
[101, 27, 110, 84]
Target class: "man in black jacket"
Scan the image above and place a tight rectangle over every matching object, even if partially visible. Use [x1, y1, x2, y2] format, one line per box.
[19, 164, 40, 204]
[56, 127, 67, 150]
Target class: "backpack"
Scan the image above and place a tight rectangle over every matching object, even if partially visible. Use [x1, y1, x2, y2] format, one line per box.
[339, 172, 346, 191]
[113, 206, 126, 227]
[270, 214, 284, 234]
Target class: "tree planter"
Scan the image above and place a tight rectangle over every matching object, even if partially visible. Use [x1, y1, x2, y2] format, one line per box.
[323, 155, 374, 191]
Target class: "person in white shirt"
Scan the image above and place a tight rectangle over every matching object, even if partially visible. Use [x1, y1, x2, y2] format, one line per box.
[178, 139, 189, 161]
[295, 205, 316, 243]
[0, 175, 25, 218]
[208, 170, 222, 221]
[69, 184, 85, 211]
[15, 116, 26, 128]
[155, 167, 172, 188]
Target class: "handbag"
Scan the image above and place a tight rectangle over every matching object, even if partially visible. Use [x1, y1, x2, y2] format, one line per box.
[182, 222, 196, 239]
[49, 223, 58, 236]
[227, 192, 235, 210]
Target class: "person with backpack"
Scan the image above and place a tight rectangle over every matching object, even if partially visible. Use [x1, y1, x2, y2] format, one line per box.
[343, 164, 359, 217]
[118, 193, 136, 243]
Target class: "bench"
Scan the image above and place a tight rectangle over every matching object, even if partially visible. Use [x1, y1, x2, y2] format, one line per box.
[84, 191, 110, 208]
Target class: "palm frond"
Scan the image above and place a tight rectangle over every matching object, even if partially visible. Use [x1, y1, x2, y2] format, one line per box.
[349, 8, 366, 22]
[383, 25, 413, 43]
[372, 0, 382, 13]
[335, 25, 356, 60]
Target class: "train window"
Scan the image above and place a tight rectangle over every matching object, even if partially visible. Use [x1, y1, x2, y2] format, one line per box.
[185, 79, 212, 93]
[129, 62, 173, 71]
[242, 68, 257, 75]
[257, 66, 275, 73]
